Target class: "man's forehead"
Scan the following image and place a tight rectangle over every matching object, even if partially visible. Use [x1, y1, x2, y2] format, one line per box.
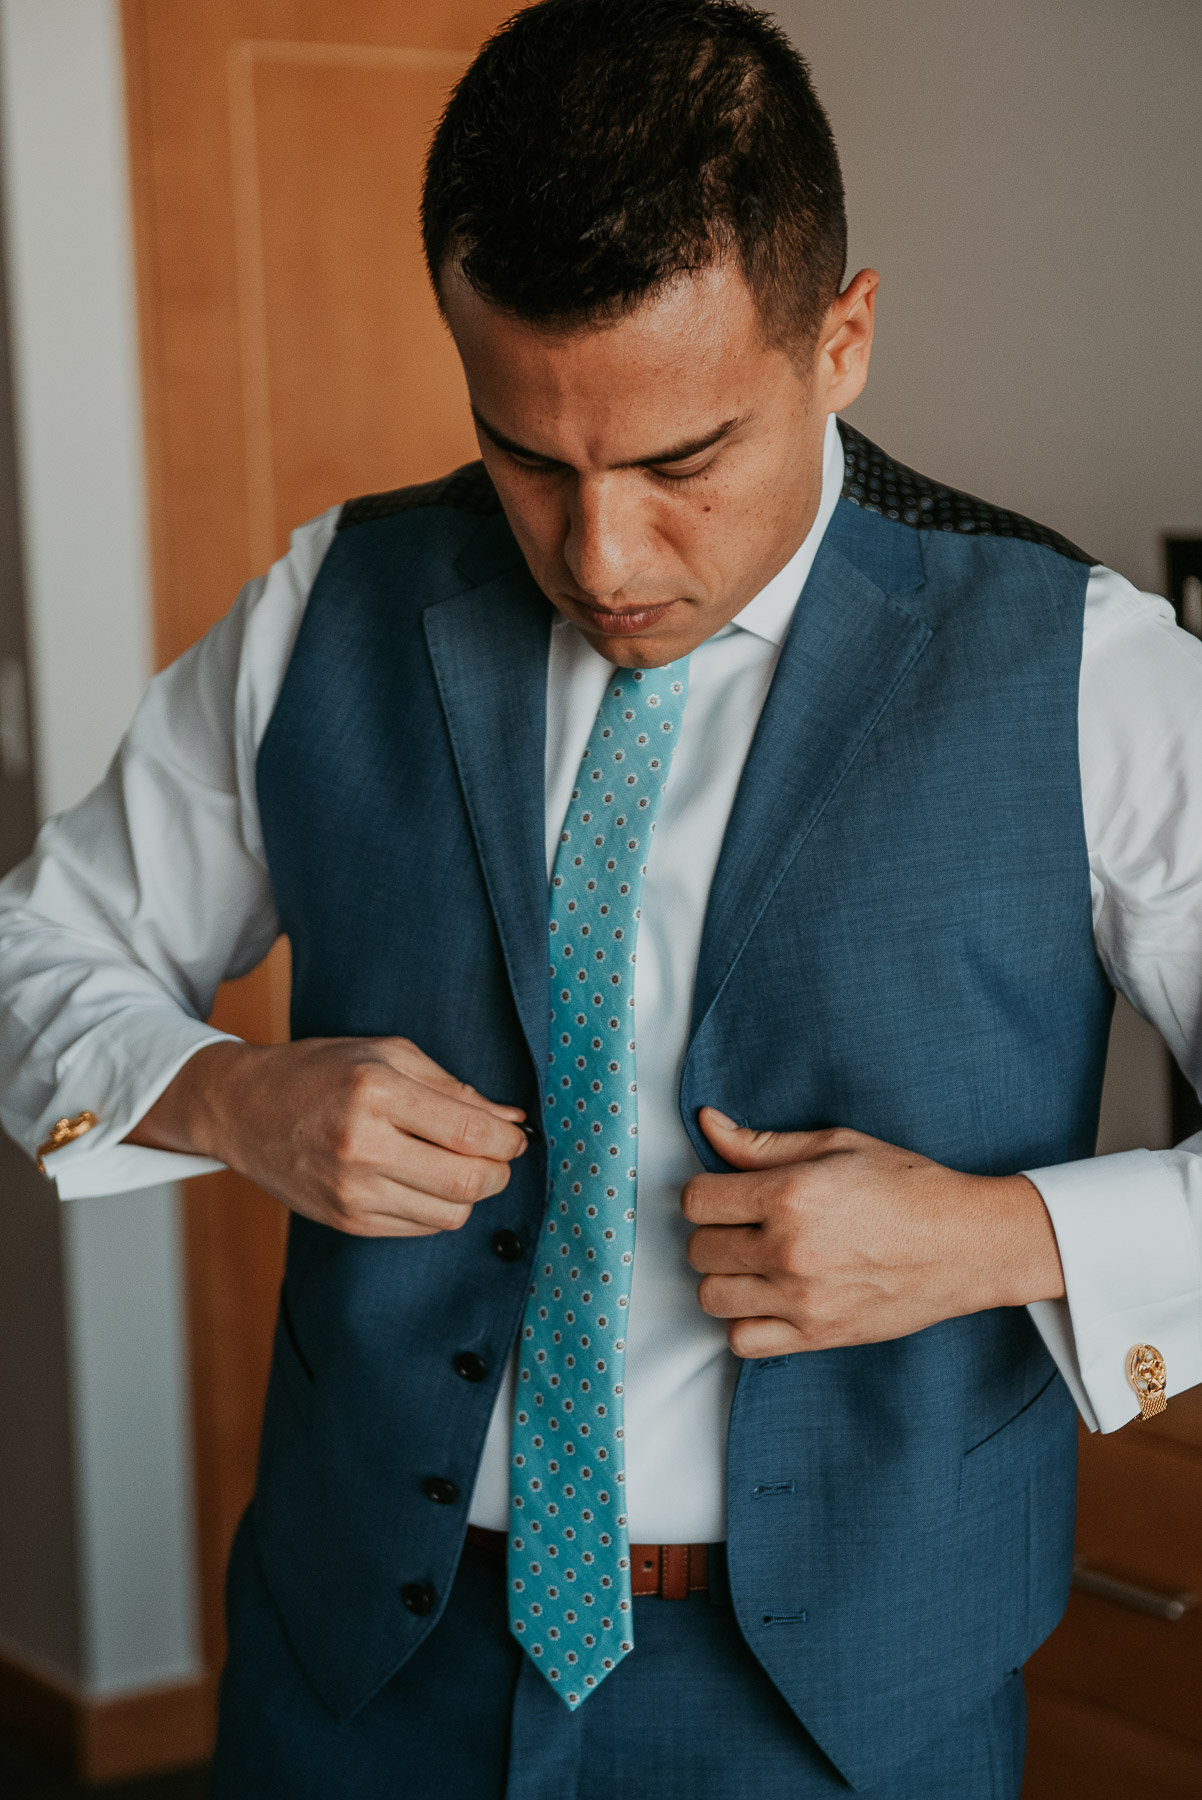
[441, 257, 774, 384]
[442, 263, 793, 471]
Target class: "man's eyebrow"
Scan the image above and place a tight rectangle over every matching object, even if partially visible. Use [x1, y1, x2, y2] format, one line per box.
[471, 407, 745, 469]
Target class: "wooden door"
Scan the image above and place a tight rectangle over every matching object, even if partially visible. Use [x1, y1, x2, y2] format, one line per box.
[1023, 1398, 1202, 1797]
[122, 0, 520, 1737]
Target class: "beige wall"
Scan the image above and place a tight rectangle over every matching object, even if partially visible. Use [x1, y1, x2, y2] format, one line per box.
[778, 0, 1202, 590]
[775, 0, 1202, 1150]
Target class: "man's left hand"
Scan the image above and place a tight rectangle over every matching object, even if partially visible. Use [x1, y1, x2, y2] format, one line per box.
[683, 1109, 1066, 1359]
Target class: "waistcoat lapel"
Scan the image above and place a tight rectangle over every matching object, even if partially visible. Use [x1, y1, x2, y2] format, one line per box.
[688, 536, 932, 1086]
[423, 565, 553, 1087]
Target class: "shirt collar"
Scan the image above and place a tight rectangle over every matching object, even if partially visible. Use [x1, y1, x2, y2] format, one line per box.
[726, 411, 845, 648]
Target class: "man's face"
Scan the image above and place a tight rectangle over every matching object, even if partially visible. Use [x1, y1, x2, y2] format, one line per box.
[441, 259, 877, 667]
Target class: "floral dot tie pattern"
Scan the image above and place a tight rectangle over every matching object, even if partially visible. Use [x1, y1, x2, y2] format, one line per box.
[508, 657, 690, 1708]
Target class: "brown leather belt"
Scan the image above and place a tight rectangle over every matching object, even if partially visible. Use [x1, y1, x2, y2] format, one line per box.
[465, 1525, 710, 1599]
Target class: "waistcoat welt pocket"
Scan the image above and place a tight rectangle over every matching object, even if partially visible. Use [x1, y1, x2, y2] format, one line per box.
[958, 1369, 1065, 1512]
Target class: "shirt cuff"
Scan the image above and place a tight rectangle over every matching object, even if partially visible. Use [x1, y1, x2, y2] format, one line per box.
[1024, 1148, 1202, 1433]
[53, 1143, 226, 1198]
[35, 1012, 238, 1196]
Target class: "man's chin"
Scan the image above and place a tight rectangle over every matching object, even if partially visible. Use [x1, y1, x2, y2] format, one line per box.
[579, 625, 695, 668]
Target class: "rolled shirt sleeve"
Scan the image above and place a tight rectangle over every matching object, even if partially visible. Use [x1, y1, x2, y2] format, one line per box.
[0, 507, 337, 1194]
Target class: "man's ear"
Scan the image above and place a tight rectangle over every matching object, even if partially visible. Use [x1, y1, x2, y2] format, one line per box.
[815, 267, 879, 413]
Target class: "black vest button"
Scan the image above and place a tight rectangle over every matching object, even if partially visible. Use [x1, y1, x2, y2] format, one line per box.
[401, 1582, 435, 1616]
[422, 1475, 459, 1505]
[452, 1350, 487, 1382]
[521, 1122, 543, 1144]
[492, 1229, 523, 1262]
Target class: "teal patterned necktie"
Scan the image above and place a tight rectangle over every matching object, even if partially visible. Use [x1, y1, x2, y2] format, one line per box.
[508, 656, 691, 1708]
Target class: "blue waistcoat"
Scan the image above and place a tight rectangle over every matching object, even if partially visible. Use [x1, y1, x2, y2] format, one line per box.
[253, 425, 1112, 1790]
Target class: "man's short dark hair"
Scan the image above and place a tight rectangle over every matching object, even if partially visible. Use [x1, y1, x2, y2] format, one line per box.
[421, 0, 847, 346]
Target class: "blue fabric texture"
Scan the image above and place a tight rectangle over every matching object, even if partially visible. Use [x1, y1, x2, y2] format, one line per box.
[213, 1517, 1026, 1800]
[249, 430, 1112, 1789]
[512, 658, 690, 1703]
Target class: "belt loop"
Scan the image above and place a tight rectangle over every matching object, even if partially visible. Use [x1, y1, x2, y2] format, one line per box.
[661, 1543, 689, 1600]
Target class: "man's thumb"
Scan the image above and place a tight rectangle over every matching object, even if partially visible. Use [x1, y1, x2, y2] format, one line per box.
[698, 1107, 814, 1170]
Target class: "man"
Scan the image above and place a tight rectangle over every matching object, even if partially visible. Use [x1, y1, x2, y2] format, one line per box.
[2, 0, 1200, 1793]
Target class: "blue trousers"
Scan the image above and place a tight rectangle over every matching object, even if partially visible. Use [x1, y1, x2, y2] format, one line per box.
[212, 1515, 1025, 1798]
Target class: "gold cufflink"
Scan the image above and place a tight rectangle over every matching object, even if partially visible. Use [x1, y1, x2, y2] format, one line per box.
[37, 1110, 97, 1176]
[1126, 1343, 1167, 1420]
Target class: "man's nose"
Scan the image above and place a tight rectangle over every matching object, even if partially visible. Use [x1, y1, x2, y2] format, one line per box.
[563, 476, 645, 598]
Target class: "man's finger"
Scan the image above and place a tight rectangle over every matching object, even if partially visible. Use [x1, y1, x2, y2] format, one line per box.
[370, 1172, 482, 1232]
[380, 1037, 528, 1122]
[697, 1106, 825, 1170]
[331, 1180, 474, 1237]
[696, 1272, 776, 1319]
[335, 1207, 447, 1240]
[686, 1223, 765, 1276]
[384, 1073, 530, 1164]
[726, 1317, 811, 1360]
[366, 1126, 516, 1209]
[680, 1170, 768, 1226]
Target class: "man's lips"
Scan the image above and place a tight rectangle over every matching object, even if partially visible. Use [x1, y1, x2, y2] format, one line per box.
[571, 598, 677, 637]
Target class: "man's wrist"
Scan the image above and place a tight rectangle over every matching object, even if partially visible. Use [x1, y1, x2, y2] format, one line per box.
[976, 1171, 1066, 1309]
[125, 1039, 260, 1162]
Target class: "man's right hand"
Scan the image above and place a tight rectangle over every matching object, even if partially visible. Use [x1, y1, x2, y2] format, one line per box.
[126, 1037, 530, 1237]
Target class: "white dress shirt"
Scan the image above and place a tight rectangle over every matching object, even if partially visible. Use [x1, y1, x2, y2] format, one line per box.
[2, 412, 1201, 1543]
